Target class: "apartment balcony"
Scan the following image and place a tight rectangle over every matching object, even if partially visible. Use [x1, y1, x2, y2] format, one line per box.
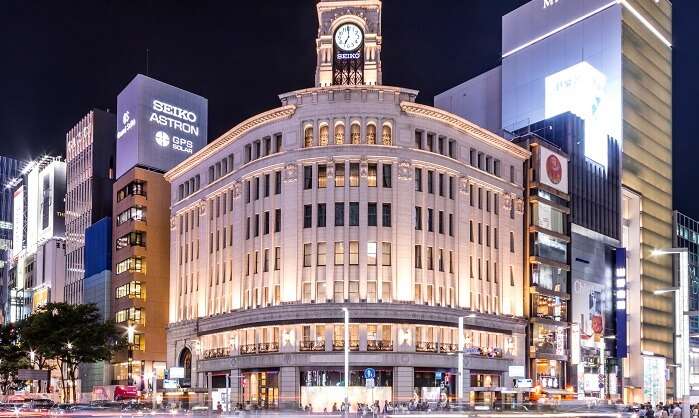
[239, 342, 280, 355]
[439, 343, 459, 353]
[202, 347, 231, 359]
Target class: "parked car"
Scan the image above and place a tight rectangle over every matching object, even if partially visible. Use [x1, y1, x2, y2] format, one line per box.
[114, 385, 139, 401]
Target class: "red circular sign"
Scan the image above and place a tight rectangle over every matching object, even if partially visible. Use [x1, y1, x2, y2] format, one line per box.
[546, 154, 563, 185]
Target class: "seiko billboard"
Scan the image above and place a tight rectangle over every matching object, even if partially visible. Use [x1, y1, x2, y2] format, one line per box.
[116, 74, 208, 178]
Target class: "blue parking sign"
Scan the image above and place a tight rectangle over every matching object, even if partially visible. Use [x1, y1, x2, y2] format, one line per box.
[364, 368, 376, 379]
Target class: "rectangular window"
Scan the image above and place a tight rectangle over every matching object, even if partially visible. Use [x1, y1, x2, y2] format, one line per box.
[349, 202, 359, 226]
[438, 137, 444, 154]
[448, 214, 453, 237]
[275, 133, 282, 153]
[427, 133, 434, 152]
[303, 205, 312, 228]
[478, 222, 482, 244]
[246, 217, 250, 239]
[303, 166, 313, 190]
[382, 242, 391, 266]
[317, 203, 326, 227]
[415, 245, 422, 268]
[334, 281, 344, 302]
[254, 177, 260, 200]
[264, 173, 270, 197]
[382, 164, 392, 188]
[275, 171, 282, 194]
[415, 131, 423, 149]
[494, 194, 499, 215]
[263, 249, 269, 272]
[116, 257, 145, 275]
[510, 165, 515, 183]
[349, 163, 359, 187]
[317, 242, 327, 266]
[486, 225, 490, 247]
[427, 247, 434, 270]
[438, 211, 444, 234]
[494, 227, 499, 249]
[274, 247, 281, 270]
[510, 231, 516, 253]
[335, 163, 345, 187]
[368, 164, 377, 187]
[449, 176, 454, 199]
[415, 207, 422, 230]
[415, 168, 422, 192]
[335, 203, 345, 226]
[303, 243, 312, 267]
[275, 208, 281, 232]
[486, 191, 491, 212]
[368, 202, 377, 227]
[469, 220, 474, 242]
[427, 171, 434, 194]
[427, 208, 434, 232]
[382, 203, 392, 227]
[478, 187, 482, 209]
[318, 165, 327, 188]
[254, 214, 259, 237]
[334, 242, 344, 265]
[349, 241, 359, 265]
[116, 206, 145, 225]
[264, 211, 270, 234]
[116, 181, 146, 201]
[438, 173, 444, 196]
[470, 148, 476, 166]
[469, 184, 474, 206]
[367, 242, 377, 265]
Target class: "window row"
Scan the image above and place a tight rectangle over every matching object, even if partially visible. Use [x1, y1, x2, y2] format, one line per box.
[179, 207, 200, 234]
[115, 307, 145, 325]
[245, 209, 282, 239]
[414, 131, 457, 159]
[304, 162, 392, 190]
[116, 231, 145, 250]
[177, 174, 201, 201]
[413, 245, 455, 273]
[413, 168, 455, 199]
[244, 133, 283, 164]
[467, 256, 501, 283]
[115, 281, 143, 299]
[116, 206, 145, 226]
[116, 180, 145, 202]
[245, 170, 282, 203]
[244, 247, 282, 275]
[303, 121, 392, 147]
[469, 147, 502, 178]
[208, 154, 234, 184]
[304, 202, 391, 228]
[467, 221, 500, 249]
[414, 207, 453, 236]
[468, 184, 501, 216]
[116, 256, 145, 275]
[302, 241, 392, 267]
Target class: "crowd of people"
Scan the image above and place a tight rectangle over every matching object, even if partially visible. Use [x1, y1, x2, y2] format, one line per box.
[636, 402, 696, 417]
[302, 399, 453, 415]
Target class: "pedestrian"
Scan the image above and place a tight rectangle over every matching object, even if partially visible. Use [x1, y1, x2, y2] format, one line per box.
[216, 402, 223, 416]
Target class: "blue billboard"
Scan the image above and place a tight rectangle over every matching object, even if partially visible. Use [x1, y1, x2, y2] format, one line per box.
[116, 74, 208, 178]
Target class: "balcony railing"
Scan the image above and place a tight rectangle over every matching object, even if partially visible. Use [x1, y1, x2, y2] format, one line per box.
[416, 341, 437, 353]
[463, 347, 504, 358]
[439, 343, 459, 353]
[202, 347, 231, 359]
[240, 344, 257, 355]
[367, 340, 393, 352]
[333, 339, 359, 351]
[257, 342, 279, 353]
[300, 340, 326, 352]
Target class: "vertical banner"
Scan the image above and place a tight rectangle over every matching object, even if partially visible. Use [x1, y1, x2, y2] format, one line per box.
[614, 248, 627, 358]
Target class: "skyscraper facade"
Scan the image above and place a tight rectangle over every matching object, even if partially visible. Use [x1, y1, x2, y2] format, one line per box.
[0, 156, 22, 323]
[65, 109, 116, 304]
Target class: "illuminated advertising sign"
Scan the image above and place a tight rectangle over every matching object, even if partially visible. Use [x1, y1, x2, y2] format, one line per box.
[539, 146, 568, 194]
[12, 186, 23, 257]
[116, 74, 208, 178]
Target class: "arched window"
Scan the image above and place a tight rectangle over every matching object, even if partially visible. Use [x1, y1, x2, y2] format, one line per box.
[319, 125, 329, 146]
[335, 123, 345, 145]
[382, 124, 392, 145]
[350, 123, 361, 144]
[366, 124, 377, 144]
[304, 127, 313, 148]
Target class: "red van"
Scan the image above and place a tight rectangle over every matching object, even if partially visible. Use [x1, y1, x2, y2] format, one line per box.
[113, 385, 138, 401]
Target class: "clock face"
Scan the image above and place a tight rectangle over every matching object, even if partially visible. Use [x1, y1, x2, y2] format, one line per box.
[334, 23, 363, 51]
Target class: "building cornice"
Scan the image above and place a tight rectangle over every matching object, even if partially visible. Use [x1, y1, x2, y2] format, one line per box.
[399, 102, 531, 160]
[164, 105, 297, 182]
[278, 85, 419, 103]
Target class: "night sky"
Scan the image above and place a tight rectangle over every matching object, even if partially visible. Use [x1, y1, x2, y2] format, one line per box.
[2, 1, 697, 218]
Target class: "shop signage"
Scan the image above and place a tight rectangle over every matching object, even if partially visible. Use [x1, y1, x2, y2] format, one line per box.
[163, 379, 178, 389]
[539, 146, 568, 194]
[169, 367, 185, 379]
[508, 365, 525, 378]
[515, 378, 533, 388]
[18, 369, 50, 380]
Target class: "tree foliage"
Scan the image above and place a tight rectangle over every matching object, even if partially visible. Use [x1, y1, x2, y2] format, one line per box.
[0, 323, 28, 395]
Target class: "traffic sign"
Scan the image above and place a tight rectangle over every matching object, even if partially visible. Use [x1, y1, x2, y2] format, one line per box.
[364, 368, 376, 379]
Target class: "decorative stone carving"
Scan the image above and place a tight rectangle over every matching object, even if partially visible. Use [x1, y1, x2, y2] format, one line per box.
[516, 198, 524, 214]
[326, 159, 335, 178]
[459, 177, 469, 194]
[232, 181, 241, 199]
[284, 163, 298, 182]
[170, 216, 176, 231]
[360, 159, 368, 178]
[504, 195, 512, 211]
[397, 161, 411, 180]
[199, 200, 207, 216]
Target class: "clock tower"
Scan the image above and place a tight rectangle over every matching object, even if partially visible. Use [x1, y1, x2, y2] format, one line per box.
[315, 0, 382, 87]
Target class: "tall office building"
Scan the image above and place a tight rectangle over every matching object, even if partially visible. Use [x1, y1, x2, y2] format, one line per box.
[65, 109, 116, 304]
[108, 74, 207, 390]
[0, 156, 23, 323]
[6, 156, 66, 322]
[436, 0, 672, 403]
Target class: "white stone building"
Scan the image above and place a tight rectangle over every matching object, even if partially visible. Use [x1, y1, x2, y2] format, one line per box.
[165, 0, 529, 410]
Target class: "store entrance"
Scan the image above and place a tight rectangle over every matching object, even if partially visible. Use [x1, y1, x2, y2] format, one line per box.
[240, 369, 279, 409]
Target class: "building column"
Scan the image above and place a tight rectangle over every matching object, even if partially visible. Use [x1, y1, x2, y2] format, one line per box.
[207, 372, 213, 411]
[393, 366, 414, 404]
[229, 369, 240, 409]
[279, 366, 298, 410]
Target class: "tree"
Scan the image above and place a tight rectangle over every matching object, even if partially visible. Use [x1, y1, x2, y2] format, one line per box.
[20, 303, 126, 402]
[0, 323, 28, 395]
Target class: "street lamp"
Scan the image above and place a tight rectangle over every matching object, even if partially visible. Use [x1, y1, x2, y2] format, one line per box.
[127, 324, 135, 386]
[341, 307, 349, 414]
[651, 248, 690, 418]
